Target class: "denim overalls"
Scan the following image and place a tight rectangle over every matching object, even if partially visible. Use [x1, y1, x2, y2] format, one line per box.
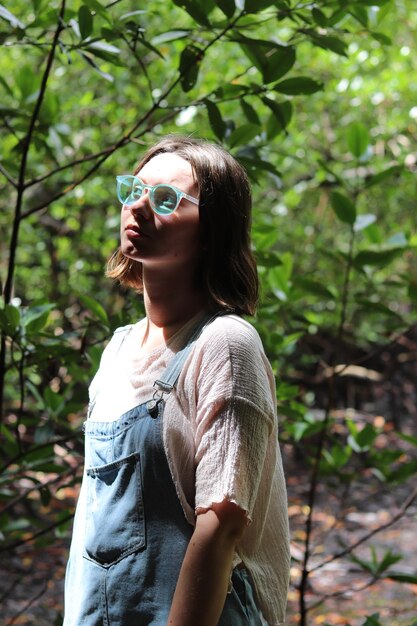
[64, 316, 264, 626]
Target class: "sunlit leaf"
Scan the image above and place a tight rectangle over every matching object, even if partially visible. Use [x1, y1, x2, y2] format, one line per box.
[79, 295, 109, 325]
[353, 213, 376, 232]
[347, 122, 370, 159]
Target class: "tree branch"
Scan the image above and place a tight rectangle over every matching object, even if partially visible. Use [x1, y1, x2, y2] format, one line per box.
[0, 0, 67, 421]
[309, 485, 417, 573]
[0, 512, 74, 554]
[20, 9, 246, 219]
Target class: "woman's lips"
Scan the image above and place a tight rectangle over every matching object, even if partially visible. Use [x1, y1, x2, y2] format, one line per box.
[125, 224, 147, 239]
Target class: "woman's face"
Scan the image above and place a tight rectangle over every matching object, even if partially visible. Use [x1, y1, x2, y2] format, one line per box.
[119, 153, 200, 271]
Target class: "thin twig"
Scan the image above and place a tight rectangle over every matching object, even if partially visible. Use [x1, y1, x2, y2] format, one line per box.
[0, 512, 74, 554]
[20, 9, 246, 220]
[307, 573, 380, 612]
[0, 433, 79, 474]
[309, 485, 417, 573]
[0, 0, 67, 423]
[1, 466, 76, 515]
[298, 223, 357, 626]
[0, 163, 17, 187]
[6, 583, 48, 626]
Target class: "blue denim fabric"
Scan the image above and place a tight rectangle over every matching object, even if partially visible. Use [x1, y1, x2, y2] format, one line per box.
[64, 322, 265, 626]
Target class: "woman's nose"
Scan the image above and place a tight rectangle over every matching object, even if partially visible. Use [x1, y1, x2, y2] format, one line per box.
[128, 192, 152, 219]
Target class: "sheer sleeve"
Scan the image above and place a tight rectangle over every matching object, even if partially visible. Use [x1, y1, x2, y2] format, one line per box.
[193, 317, 277, 521]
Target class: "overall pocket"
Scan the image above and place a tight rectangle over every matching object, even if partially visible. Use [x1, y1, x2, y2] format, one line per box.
[84, 452, 146, 566]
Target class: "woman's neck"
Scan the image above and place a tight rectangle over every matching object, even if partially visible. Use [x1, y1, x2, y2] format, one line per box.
[141, 264, 207, 343]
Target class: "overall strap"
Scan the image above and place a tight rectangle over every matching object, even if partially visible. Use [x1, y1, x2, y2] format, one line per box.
[146, 312, 223, 416]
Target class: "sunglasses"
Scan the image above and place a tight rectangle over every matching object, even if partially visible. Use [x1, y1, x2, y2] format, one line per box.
[116, 175, 199, 216]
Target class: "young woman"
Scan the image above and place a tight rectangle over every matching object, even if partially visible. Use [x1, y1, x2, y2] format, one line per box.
[64, 136, 290, 626]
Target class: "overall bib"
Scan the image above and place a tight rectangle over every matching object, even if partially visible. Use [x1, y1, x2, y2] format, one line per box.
[64, 317, 264, 626]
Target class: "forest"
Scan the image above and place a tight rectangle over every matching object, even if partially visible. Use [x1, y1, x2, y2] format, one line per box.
[0, 0, 416, 624]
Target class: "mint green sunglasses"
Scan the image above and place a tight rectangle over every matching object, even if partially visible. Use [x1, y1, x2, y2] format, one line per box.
[116, 175, 199, 216]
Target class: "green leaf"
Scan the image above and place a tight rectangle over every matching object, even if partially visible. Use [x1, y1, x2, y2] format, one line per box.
[235, 36, 296, 84]
[179, 44, 203, 92]
[151, 30, 190, 45]
[330, 191, 356, 225]
[205, 100, 226, 141]
[228, 123, 260, 148]
[349, 5, 369, 28]
[240, 99, 260, 125]
[273, 77, 324, 95]
[354, 247, 405, 268]
[78, 5, 93, 40]
[322, 444, 352, 469]
[365, 164, 403, 188]
[78, 51, 114, 82]
[355, 298, 403, 320]
[84, 0, 111, 19]
[15, 65, 40, 100]
[371, 32, 392, 45]
[347, 122, 370, 159]
[119, 10, 147, 21]
[214, 83, 251, 99]
[386, 573, 417, 584]
[5, 304, 20, 333]
[22, 304, 55, 334]
[288, 419, 325, 442]
[362, 614, 383, 626]
[237, 156, 281, 182]
[214, 0, 235, 18]
[312, 8, 328, 27]
[354, 423, 378, 450]
[293, 277, 335, 299]
[172, 0, 212, 27]
[309, 33, 348, 56]
[244, 0, 277, 12]
[267, 253, 293, 300]
[397, 432, 417, 447]
[386, 459, 417, 483]
[79, 294, 109, 325]
[263, 98, 292, 137]
[86, 42, 124, 65]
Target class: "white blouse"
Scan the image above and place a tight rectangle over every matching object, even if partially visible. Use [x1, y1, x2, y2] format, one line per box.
[87, 312, 290, 625]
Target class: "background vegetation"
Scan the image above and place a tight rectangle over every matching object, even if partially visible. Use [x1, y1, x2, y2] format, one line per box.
[0, 0, 416, 624]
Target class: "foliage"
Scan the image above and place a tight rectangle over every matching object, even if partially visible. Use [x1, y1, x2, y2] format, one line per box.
[0, 0, 416, 624]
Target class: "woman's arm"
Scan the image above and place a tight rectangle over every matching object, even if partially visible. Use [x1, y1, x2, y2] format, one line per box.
[167, 500, 247, 626]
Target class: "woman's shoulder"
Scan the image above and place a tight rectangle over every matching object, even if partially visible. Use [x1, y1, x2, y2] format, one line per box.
[191, 314, 268, 374]
[200, 313, 264, 352]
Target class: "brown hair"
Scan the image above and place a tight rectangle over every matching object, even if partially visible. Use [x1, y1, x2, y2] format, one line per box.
[106, 135, 259, 315]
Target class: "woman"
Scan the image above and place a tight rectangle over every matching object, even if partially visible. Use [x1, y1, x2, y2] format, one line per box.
[64, 136, 290, 626]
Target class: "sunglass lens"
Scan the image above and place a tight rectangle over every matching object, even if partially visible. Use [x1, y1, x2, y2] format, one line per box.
[153, 185, 178, 215]
[118, 177, 144, 205]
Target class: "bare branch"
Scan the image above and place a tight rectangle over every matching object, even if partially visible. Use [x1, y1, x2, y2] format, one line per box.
[20, 9, 246, 220]
[0, 512, 74, 554]
[6, 583, 48, 626]
[309, 485, 417, 573]
[0, 163, 17, 188]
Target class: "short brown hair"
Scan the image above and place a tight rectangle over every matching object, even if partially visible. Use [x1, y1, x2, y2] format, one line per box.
[107, 135, 259, 316]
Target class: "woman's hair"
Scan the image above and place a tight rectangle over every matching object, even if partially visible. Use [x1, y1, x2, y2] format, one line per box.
[106, 135, 259, 316]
